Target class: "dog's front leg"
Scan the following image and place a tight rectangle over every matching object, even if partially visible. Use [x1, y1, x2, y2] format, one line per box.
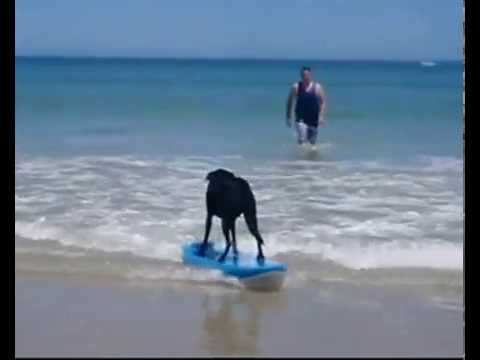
[218, 219, 231, 262]
[199, 214, 213, 256]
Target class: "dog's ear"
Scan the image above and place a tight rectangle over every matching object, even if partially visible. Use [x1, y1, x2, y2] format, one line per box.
[205, 170, 217, 182]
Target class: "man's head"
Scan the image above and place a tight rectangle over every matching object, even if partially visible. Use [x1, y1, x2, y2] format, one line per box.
[300, 66, 313, 83]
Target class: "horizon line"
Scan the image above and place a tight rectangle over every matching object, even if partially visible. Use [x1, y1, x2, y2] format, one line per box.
[15, 54, 462, 63]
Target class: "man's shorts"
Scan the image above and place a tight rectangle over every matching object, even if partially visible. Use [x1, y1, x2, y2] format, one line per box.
[295, 121, 318, 145]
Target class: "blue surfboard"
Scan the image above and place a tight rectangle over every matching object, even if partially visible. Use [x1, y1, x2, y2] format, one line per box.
[182, 242, 287, 281]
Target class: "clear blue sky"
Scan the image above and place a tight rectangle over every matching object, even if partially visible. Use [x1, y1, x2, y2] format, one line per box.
[15, 0, 463, 60]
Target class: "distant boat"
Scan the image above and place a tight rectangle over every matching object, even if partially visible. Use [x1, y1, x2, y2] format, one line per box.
[421, 61, 436, 67]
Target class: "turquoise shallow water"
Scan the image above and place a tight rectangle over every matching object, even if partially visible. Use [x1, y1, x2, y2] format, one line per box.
[15, 57, 463, 285]
[15, 57, 462, 161]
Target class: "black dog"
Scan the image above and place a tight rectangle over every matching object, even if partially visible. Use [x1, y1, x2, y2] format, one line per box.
[198, 169, 265, 262]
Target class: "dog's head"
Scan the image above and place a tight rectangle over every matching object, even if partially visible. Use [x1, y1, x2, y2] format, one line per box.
[206, 168, 235, 183]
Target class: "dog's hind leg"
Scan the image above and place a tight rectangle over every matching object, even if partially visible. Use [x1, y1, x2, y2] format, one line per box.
[244, 212, 265, 261]
[218, 219, 232, 262]
[231, 220, 239, 260]
[199, 213, 213, 256]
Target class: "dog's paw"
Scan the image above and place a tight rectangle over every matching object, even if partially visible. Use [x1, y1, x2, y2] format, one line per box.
[232, 253, 239, 264]
[218, 256, 226, 263]
[197, 245, 208, 257]
[257, 254, 265, 264]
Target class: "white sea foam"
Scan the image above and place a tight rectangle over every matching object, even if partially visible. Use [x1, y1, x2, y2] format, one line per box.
[15, 154, 463, 274]
[126, 265, 239, 288]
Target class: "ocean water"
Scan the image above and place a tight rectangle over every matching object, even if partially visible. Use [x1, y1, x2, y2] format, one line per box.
[15, 57, 463, 290]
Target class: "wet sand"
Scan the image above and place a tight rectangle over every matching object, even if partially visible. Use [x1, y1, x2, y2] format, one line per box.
[15, 273, 463, 357]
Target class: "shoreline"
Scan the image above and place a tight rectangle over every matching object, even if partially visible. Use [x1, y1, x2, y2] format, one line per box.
[16, 272, 463, 357]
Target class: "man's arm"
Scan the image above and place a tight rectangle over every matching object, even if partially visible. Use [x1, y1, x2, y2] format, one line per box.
[317, 83, 327, 126]
[286, 84, 297, 127]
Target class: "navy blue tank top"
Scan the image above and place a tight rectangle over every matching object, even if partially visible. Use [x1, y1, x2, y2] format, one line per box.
[295, 81, 322, 126]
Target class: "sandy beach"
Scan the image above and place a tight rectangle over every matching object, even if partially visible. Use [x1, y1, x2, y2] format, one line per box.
[15, 272, 463, 357]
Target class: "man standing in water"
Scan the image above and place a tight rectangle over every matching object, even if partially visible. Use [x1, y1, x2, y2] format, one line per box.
[286, 66, 327, 149]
